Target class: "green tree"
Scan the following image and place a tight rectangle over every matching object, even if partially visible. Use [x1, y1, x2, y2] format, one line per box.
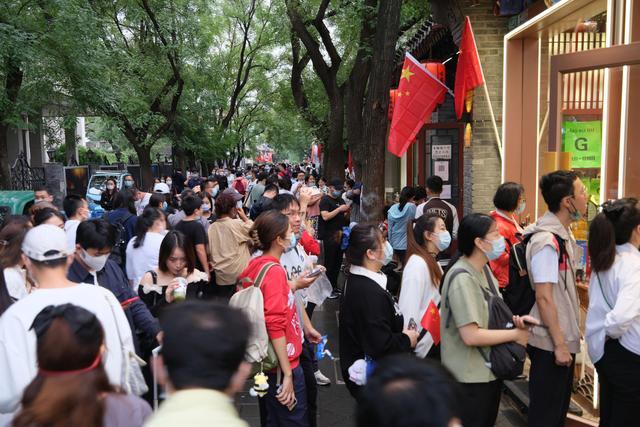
[285, 0, 428, 217]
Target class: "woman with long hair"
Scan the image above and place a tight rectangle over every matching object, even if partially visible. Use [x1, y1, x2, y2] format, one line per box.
[138, 230, 209, 316]
[237, 210, 307, 426]
[197, 191, 215, 232]
[440, 213, 532, 427]
[399, 214, 450, 358]
[0, 216, 32, 300]
[339, 223, 419, 400]
[585, 198, 640, 426]
[12, 303, 150, 427]
[100, 178, 118, 212]
[387, 186, 417, 269]
[126, 206, 168, 288]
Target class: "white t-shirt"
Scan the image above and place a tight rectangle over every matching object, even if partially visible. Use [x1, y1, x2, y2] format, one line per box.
[64, 219, 81, 252]
[126, 232, 166, 287]
[135, 193, 152, 216]
[399, 254, 442, 358]
[0, 284, 133, 415]
[0, 283, 135, 413]
[530, 245, 559, 284]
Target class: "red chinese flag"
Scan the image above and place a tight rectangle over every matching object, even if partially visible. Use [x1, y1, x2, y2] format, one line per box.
[420, 300, 441, 345]
[455, 17, 484, 120]
[387, 53, 448, 157]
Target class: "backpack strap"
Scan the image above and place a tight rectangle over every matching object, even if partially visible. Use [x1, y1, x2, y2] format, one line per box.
[444, 269, 472, 329]
[253, 262, 278, 289]
[482, 266, 500, 297]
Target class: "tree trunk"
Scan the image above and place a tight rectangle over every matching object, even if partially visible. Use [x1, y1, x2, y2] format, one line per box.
[323, 94, 346, 180]
[133, 143, 153, 191]
[64, 119, 77, 165]
[358, 0, 402, 221]
[0, 124, 11, 189]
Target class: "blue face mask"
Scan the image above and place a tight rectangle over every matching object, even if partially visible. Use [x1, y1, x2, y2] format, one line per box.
[483, 236, 506, 261]
[202, 204, 211, 212]
[124, 180, 134, 188]
[515, 201, 526, 215]
[162, 201, 168, 211]
[435, 230, 452, 252]
[286, 232, 297, 251]
[332, 190, 342, 198]
[211, 187, 219, 198]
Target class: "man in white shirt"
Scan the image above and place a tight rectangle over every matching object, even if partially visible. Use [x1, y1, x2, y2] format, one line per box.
[0, 225, 134, 416]
[524, 170, 587, 427]
[63, 194, 90, 252]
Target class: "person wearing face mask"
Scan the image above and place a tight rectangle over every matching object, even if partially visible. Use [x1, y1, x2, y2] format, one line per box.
[237, 210, 306, 426]
[174, 195, 211, 281]
[440, 213, 534, 427]
[203, 178, 220, 200]
[63, 195, 90, 253]
[0, 224, 135, 418]
[197, 191, 215, 232]
[67, 220, 161, 357]
[126, 207, 168, 288]
[488, 182, 526, 290]
[319, 178, 350, 299]
[33, 185, 54, 205]
[523, 170, 586, 427]
[399, 214, 449, 359]
[122, 174, 135, 191]
[100, 178, 119, 211]
[339, 223, 419, 400]
[208, 193, 253, 300]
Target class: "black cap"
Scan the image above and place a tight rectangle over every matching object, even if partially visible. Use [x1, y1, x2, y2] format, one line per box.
[329, 178, 344, 191]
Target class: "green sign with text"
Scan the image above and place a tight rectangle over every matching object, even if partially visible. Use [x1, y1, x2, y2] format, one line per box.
[562, 120, 602, 169]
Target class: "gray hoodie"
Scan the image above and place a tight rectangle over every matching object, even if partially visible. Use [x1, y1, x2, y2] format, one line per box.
[524, 212, 582, 354]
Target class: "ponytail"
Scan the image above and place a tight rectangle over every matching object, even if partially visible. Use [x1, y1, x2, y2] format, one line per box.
[589, 198, 640, 272]
[134, 206, 163, 249]
[405, 214, 443, 288]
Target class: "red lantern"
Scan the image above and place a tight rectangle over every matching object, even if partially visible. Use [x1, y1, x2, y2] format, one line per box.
[388, 89, 398, 121]
[422, 61, 446, 104]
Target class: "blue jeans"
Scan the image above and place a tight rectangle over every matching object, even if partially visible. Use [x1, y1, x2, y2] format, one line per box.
[263, 365, 308, 427]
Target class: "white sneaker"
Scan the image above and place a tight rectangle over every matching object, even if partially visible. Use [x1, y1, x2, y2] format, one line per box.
[314, 370, 331, 386]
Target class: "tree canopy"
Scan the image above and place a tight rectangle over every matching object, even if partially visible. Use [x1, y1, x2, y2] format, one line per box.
[1, 0, 429, 197]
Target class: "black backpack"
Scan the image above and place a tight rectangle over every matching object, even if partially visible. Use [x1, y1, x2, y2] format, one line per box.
[503, 232, 567, 316]
[445, 267, 526, 380]
[108, 212, 134, 267]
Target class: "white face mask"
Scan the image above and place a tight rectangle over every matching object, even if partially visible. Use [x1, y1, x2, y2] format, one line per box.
[80, 249, 109, 272]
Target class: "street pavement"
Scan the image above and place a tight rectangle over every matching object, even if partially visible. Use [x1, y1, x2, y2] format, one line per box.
[237, 298, 527, 427]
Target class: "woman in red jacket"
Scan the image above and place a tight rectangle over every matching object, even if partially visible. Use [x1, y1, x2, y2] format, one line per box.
[489, 182, 526, 289]
[238, 210, 306, 426]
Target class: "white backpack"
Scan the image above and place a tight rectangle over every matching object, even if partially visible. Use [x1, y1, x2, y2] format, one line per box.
[230, 262, 279, 374]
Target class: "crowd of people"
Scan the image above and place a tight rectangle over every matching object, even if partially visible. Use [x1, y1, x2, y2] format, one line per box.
[0, 163, 638, 427]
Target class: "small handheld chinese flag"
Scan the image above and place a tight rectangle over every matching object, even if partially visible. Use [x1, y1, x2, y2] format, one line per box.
[387, 53, 449, 157]
[454, 16, 485, 119]
[420, 300, 441, 345]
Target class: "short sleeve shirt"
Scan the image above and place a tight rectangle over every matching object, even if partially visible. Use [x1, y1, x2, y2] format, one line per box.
[318, 195, 345, 241]
[531, 245, 559, 284]
[440, 257, 496, 383]
[175, 220, 207, 270]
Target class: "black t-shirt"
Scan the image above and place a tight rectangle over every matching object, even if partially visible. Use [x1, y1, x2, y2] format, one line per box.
[175, 219, 207, 270]
[318, 195, 346, 241]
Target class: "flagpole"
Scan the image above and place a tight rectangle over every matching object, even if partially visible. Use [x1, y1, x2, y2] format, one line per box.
[482, 82, 503, 162]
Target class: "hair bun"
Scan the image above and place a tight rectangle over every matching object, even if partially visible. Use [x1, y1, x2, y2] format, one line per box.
[602, 200, 625, 222]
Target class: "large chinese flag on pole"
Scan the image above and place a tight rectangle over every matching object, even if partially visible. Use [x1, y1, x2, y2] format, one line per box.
[387, 53, 449, 158]
[420, 300, 441, 345]
[455, 17, 485, 120]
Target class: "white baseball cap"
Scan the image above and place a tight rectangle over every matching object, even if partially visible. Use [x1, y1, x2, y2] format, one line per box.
[22, 224, 72, 261]
[154, 183, 171, 194]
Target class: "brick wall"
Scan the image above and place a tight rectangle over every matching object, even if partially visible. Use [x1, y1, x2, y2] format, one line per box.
[460, 0, 510, 214]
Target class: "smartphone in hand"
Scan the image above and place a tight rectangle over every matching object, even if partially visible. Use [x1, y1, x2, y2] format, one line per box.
[408, 318, 418, 331]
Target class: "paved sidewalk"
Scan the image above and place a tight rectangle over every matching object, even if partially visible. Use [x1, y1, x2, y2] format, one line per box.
[237, 299, 527, 427]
